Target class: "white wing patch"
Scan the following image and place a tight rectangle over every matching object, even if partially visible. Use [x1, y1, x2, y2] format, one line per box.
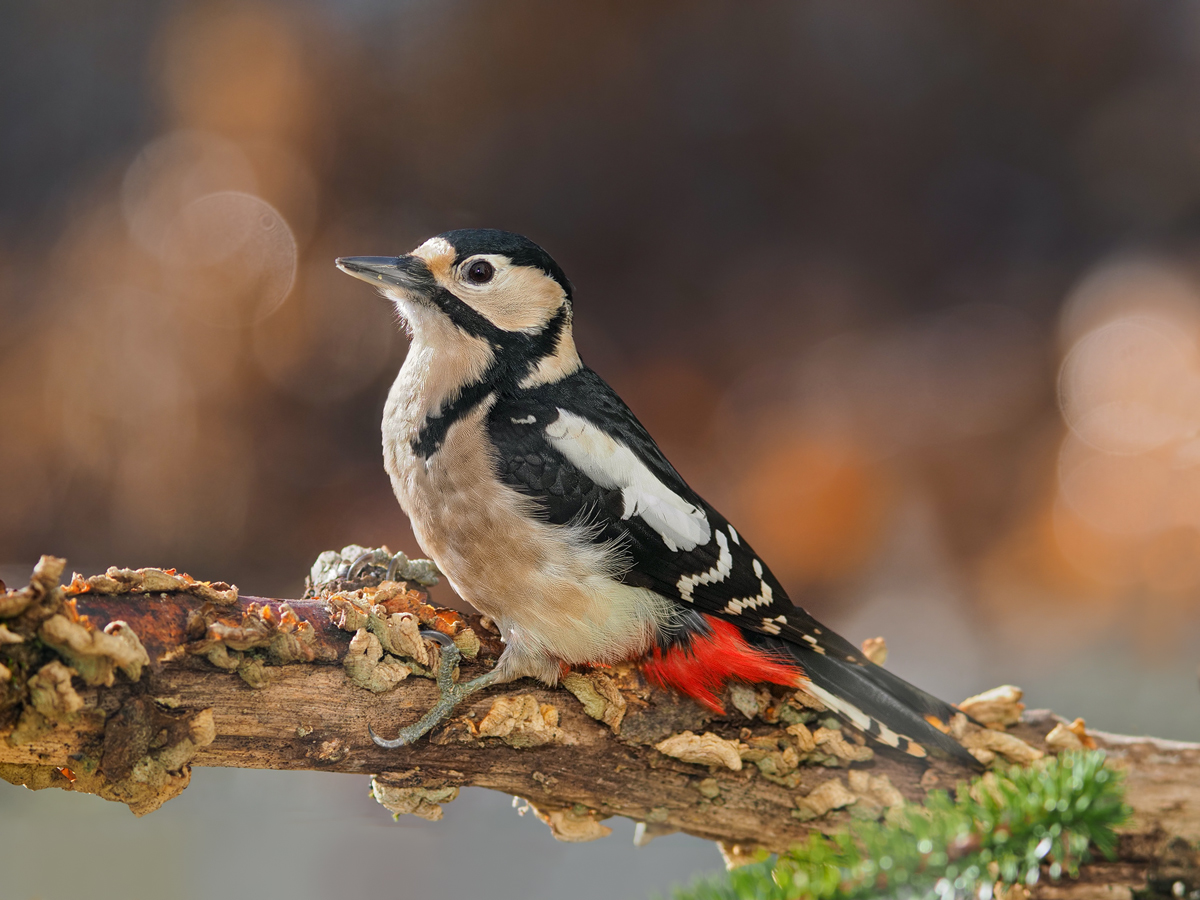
[677, 531, 731, 602]
[544, 409, 711, 552]
[511, 415, 537, 425]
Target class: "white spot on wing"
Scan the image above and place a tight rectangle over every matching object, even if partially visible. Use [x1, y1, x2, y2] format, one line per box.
[725, 559, 773, 616]
[544, 409, 710, 551]
[511, 415, 537, 425]
[804, 684, 910, 750]
[874, 721, 902, 748]
[676, 531, 731, 602]
[728, 526, 739, 545]
[805, 683, 871, 732]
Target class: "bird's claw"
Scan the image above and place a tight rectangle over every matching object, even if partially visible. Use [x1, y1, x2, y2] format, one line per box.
[347, 547, 392, 580]
[343, 547, 439, 587]
[419, 628, 455, 649]
[369, 633, 499, 749]
[385, 554, 403, 582]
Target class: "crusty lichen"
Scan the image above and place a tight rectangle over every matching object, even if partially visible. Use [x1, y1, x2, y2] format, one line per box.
[99, 698, 216, 815]
[325, 583, 485, 696]
[39, 615, 150, 686]
[371, 609, 433, 666]
[1, 701, 215, 816]
[0, 555, 65, 619]
[66, 566, 238, 606]
[325, 582, 477, 657]
[563, 670, 627, 730]
[1045, 717, 1097, 753]
[656, 731, 747, 771]
[860, 636, 888, 666]
[812, 725, 875, 763]
[529, 801, 613, 843]
[791, 772, 906, 823]
[793, 777, 858, 821]
[187, 600, 336, 686]
[452, 626, 481, 658]
[846, 770, 906, 821]
[786, 721, 817, 751]
[308, 544, 440, 594]
[343, 629, 412, 693]
[727, 683, 771, 720]
[371, 778, 459, 821]
[740, 732, 802, 786]
[9, 660, 87, 745]
[27, 660, 83, 720]
[474, 695, 569, 748]
[2, 559, 154, 744]
[957, 684, 1026, 729]
[950, 711, 1043, 766]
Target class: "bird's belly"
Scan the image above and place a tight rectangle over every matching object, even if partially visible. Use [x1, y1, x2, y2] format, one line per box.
[385, 401, 670, 683]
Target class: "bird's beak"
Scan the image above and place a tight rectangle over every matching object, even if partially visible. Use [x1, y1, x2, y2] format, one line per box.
[335, 255, 437, 297]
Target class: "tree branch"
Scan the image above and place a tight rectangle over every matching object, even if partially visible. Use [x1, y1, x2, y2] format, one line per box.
[2, 556, 1197, 895]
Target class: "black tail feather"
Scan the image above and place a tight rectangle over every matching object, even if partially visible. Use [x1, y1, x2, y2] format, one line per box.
[761, 635, 982, 769]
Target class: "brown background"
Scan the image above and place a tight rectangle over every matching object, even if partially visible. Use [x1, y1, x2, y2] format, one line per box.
[3, 2, 1200, 898]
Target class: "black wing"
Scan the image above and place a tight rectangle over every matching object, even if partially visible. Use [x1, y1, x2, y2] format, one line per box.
[489, 367, 857, 649]
[487, 367, 975, 763]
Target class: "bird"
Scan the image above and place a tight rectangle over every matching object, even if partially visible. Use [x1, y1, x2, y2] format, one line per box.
[336, 229, 978, 766]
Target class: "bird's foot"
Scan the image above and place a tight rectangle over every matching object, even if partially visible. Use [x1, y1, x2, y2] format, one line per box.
[306, 544, 439, 597]
[347, 546, 439, 586]
[369, 630, 501, 748]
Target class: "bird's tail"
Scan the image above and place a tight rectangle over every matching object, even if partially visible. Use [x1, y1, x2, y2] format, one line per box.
[646, 614, 980, 767]
[769, 636, 981, 768]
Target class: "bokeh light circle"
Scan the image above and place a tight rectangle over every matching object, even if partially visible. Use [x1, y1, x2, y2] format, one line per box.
[162, 191, 298, 327]
[121, 130, 258, 261]
[1059, 316, 1200, 455]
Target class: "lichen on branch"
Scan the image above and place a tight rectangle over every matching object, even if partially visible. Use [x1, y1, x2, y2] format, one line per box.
[2, 553, 1199, 900]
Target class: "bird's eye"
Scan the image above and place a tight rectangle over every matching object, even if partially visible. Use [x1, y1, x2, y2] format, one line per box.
[465, 260, 494, 284]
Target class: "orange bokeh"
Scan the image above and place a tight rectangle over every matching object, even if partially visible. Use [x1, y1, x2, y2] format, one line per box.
[734, 434, 890, 585]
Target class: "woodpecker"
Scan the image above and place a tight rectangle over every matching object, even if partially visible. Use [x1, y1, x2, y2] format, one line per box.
[336, 230, 977, 766]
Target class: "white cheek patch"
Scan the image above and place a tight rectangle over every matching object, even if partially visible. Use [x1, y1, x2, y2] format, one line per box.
[544, 409, 711, 552]
[677, 530, 731, 602]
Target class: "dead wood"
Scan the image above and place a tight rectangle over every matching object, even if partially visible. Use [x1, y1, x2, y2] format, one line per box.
[1, 556, 1197, 897]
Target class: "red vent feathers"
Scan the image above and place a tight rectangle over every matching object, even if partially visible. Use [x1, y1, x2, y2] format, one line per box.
[642, 615, 804, 714]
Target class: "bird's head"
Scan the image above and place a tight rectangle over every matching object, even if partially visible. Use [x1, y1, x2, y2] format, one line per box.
[337, 229, 579, 387]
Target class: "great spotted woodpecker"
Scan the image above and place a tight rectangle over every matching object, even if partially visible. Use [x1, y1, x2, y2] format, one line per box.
[336, 230, 976, 766]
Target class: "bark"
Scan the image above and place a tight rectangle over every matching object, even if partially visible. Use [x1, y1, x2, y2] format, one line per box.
[1, 557, 1197, 898]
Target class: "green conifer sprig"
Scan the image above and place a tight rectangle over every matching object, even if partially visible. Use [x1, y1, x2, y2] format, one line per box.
[670, 750, 1130, 900]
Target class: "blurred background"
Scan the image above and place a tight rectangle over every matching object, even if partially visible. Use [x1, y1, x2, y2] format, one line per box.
[3, 1, 1200, 897]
